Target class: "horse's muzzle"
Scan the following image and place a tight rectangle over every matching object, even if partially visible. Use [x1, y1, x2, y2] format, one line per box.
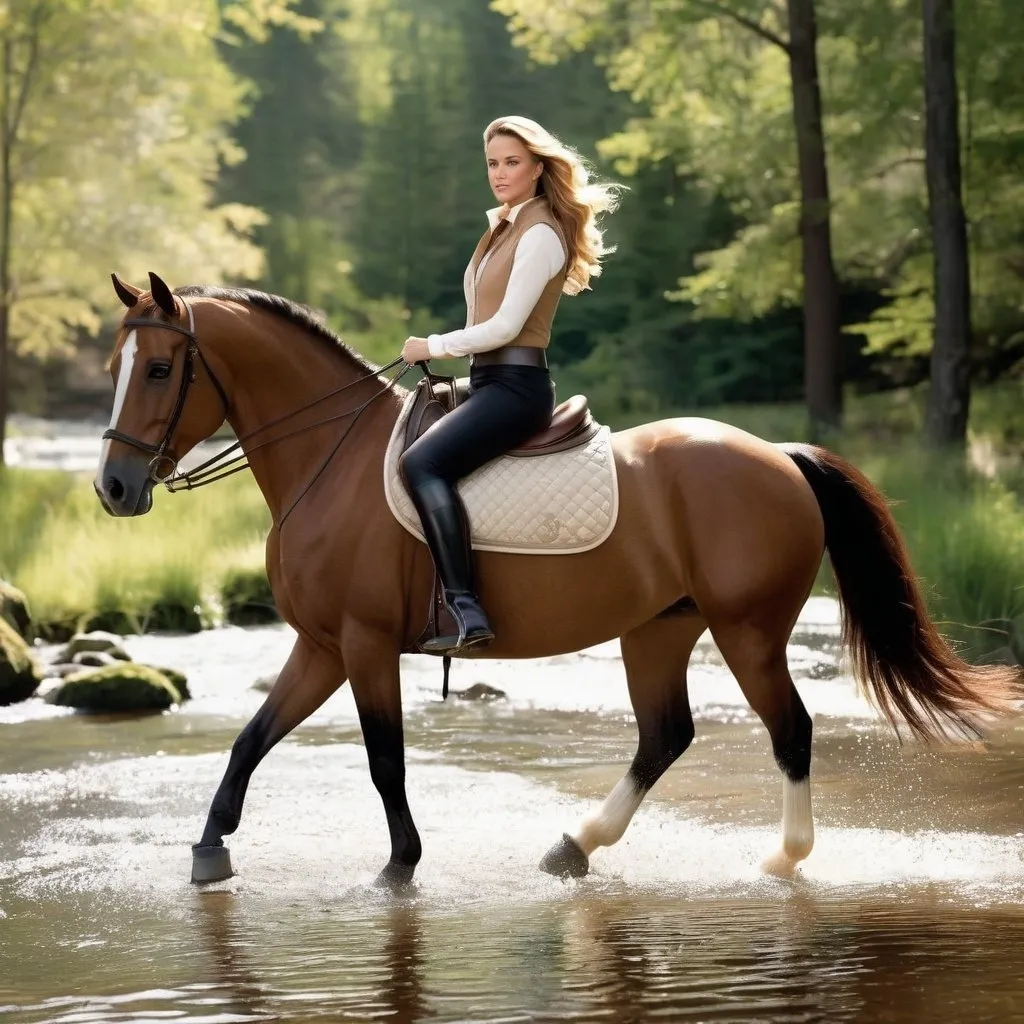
[94, 456, 155, 517]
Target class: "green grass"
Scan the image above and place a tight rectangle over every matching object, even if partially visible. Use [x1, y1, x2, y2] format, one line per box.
[0, 468, 271, 638]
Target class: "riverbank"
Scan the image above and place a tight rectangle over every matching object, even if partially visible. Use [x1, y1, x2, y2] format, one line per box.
[1, 383, 1021, 661]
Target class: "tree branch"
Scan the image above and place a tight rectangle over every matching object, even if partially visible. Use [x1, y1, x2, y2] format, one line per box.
[8, 3, 49, 147]
[685, 0, 791, 52]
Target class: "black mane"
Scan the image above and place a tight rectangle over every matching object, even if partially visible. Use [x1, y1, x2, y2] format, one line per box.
[174, 285, 378, 373]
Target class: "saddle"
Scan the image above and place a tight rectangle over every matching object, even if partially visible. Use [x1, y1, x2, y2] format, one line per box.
[400, 367, 604, 690]
[401, 369, 600, 459]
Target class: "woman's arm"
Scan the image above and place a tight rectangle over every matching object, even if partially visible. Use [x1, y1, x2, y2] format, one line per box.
[426, 224, 565, 359]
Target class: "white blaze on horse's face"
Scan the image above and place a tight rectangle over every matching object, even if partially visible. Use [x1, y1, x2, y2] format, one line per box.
[94, 330, 138, 488]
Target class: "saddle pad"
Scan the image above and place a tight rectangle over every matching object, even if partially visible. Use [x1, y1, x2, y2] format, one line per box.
[382, 396, 620, 555]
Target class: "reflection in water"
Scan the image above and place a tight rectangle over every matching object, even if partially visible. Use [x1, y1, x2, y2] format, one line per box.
[190, 889, 433, 1024]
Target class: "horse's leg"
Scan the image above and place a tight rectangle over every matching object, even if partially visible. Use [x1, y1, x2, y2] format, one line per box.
[192, 636, 345, 882]
[343, 626, 422, 890]
[540, 616, 705, 878]
[710, 619, 814, 878]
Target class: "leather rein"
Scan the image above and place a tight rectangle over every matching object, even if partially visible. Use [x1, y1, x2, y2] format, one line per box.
[102, 298, 414, 524]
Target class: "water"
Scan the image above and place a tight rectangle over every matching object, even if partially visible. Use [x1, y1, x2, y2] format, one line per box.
[3, 600, 1024, 1022]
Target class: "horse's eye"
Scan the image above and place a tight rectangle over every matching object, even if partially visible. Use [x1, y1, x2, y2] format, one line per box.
[148, 362, 172, 381]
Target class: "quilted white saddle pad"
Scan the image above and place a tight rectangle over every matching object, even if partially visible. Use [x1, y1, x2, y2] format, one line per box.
[382, 394, 619, 554]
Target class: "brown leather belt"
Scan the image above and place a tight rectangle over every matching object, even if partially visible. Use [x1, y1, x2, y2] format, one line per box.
[470, 346, 548, 369]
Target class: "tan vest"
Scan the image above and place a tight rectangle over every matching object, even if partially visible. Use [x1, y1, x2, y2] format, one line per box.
[467, 196, 568, 349]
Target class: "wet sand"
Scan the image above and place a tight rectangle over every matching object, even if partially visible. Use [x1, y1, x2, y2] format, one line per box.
[2, 598, 1023, 1022]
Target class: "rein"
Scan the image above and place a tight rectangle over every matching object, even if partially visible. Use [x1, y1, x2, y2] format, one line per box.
[103, 297, 415, 524]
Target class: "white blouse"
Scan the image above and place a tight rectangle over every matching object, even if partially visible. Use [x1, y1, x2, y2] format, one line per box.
[426, 201, 566, 359]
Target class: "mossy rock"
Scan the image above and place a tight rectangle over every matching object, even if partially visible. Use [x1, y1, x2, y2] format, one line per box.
[0, 617, 42, 705]
[54, 663, 182, 713]
[220, 567, 280, 626]
[149, 666, 190, 702]
[0, 580, 31, 640]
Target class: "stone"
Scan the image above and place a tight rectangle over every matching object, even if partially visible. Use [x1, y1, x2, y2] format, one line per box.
[53, 663, 181, 713]
[0, 617, 42, 705]
[454, 682, 507, 701]
[251, 673, 277, 693]
[0, 580, 31, 640]
[60, 631, 131, 663]
[71, 650, 119, 669]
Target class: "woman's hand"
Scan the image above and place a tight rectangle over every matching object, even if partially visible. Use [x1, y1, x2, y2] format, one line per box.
[401, 337, 431, 364]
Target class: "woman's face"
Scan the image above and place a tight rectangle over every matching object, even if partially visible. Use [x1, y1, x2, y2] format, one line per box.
[486, 133, 542, 209]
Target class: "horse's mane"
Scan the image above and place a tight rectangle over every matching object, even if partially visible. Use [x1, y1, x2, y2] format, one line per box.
[170, 285, 379, 374]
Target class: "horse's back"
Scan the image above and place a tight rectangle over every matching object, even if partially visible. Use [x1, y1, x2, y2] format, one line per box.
[608, 415, 824, 610]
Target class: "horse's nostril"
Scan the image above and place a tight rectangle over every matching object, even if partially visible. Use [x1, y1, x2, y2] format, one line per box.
[106, 476, 125, 502]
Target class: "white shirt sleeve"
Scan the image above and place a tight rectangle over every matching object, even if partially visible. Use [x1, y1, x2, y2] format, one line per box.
[427, 223, 566, 359]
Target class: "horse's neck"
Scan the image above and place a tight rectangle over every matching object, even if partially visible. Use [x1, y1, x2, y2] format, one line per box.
[213, 311, 398, 523]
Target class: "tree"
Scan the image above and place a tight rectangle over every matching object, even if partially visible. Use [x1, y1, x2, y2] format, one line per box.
[921, 0, 971, 446]
[495, 0, 845, 431]
[0, 0, 312, 466]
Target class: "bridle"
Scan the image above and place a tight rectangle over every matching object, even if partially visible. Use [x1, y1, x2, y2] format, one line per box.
[102, 301, 230, 483]
[102, 297, 414, 523]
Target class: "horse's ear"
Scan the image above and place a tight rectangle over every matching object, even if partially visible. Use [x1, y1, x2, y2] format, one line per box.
[148, 271, 177, 316]
[111, 272, 141, 309]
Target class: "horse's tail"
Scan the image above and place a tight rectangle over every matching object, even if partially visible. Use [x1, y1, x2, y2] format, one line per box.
[780, 442, 1022, 742]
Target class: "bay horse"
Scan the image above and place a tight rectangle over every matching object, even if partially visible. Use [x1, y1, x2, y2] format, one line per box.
[94, 272, 1021, 888]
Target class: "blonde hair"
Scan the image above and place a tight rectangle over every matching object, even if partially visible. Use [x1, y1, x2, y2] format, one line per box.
[484, 115, 622, 296]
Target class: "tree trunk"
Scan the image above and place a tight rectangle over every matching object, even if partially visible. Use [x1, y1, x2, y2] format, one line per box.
[922, 0, 971, 447]
[786, 0, 843, 435]
[1, 35, 12, 469]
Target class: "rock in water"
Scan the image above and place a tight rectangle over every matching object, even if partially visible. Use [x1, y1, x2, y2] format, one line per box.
[54, 664, 182, 713]
[0, 617, 42, 705]
[0, 580, 31, 640]
[71, 651, 120, 669]
[455, 682, 507, 701]
[60, 631, 130, 663]
[148, 666, 191, 701]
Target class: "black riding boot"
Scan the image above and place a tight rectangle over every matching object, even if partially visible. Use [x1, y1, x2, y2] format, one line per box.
[409, 479, 494, 654]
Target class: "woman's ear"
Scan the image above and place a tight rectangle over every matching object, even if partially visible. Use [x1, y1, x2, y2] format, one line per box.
[534, 161, 544, 180]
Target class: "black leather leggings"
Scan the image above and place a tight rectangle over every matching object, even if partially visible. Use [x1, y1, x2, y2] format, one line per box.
[400, 364, 556, 494]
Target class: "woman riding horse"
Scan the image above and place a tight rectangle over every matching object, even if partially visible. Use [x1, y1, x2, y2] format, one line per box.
[398, 115, 620, 656]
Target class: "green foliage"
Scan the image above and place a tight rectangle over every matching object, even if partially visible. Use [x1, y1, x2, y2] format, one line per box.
[0, 0, 282, 362]
[0, 469, 270, 637]
[220, 565, 280, 626]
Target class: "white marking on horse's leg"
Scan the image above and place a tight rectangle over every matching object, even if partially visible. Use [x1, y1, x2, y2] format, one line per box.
[95, 330, 137, 486]
[571, 775, 645, 857]
[761, 776, 814, 878]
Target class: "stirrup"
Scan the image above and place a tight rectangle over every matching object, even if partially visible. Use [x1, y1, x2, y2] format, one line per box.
[419, 592, 494, 655]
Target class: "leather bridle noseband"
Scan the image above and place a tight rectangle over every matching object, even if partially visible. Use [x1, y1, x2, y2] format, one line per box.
[101, 296, 413, 523]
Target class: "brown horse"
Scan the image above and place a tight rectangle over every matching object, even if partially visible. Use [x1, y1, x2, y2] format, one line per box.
[95, 272, 1021, 888]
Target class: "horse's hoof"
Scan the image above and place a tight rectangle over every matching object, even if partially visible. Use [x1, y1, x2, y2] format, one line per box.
[374, 860, 416, 891]
[539, 833, 589, 879]
[191, 843, 234, 884]
[760, 849, 799, 879]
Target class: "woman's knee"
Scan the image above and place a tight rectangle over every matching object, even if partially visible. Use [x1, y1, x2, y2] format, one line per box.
[399, 446, 444, 491]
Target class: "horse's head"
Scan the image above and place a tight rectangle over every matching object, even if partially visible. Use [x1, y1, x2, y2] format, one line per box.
[94, 272, 229, 517]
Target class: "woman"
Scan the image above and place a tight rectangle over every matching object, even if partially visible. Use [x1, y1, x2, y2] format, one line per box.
[399, 115, 620, 655]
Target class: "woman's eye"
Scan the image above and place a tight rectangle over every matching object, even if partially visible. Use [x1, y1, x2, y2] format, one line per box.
[148, 363, 171, 381]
